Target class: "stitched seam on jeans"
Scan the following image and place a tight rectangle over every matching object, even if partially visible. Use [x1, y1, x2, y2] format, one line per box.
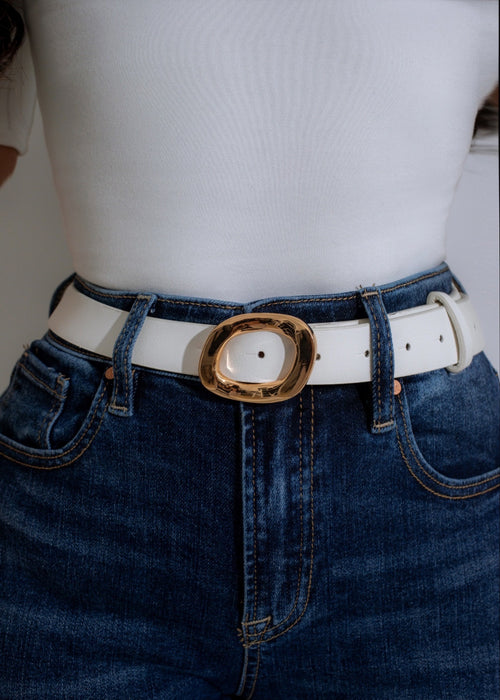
[396, 396, 500, 494]
[0, 394, 107, 469]
[257, 293, 358, 308]
[36, 391, 61, 449]
[75, 277, 238, 309]
[373, 420, 394, 429]
[246, 395, 305, 637]
[239, 616, 271, 699]
[362, 292, 383, 428]
[258, 269, 447, 310]
[0, 387, 107, 458]
[363, 291, 395, 430]
[379, 267, 448, 294]
[246, 388, 315, 646]
[111, 299, 148, 410]
[396, 394, 499, 489]
[17, 362, 67, 399]
[396, 428, 499, 499]
[236, 637, 249, 695]
[76, 268, 447, 310]
[377, 288, 394, 426]
[251, 408, 258, 621]
[243, 616, 270, 626]
[123, 300, 150, 406]
[246, 642, 262, 700]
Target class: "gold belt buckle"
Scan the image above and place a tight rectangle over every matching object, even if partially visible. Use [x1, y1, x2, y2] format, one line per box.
[198, 313, 317, 403]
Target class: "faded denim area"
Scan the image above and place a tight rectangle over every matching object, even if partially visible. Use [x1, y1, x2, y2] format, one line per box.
[0, 263, 499, 699]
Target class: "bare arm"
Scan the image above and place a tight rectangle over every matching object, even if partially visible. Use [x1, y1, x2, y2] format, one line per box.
[487, 84, 499, 108]
[0, 145, 18, 186]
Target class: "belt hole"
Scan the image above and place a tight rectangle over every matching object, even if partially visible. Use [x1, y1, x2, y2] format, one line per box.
[316, 353, 321, 361]
[439, 334, 444, 343]
[258, 351, 265, 358]
[405, 343, 411, 351]
[364, 349, 370, 357]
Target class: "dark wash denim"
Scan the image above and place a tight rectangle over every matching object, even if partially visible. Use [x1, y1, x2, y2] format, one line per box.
[0, 262, 499, 699]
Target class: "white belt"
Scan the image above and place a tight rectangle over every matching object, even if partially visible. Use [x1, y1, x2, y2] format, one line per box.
[48, 283, 484, 400]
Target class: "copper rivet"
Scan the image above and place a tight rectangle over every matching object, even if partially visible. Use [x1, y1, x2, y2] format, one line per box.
[393, 379, 402, 395]
[105, 367, 114, 380]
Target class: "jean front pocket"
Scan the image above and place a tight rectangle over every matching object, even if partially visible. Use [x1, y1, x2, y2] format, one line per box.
[0, 348, 71, 449]
[395, 352, 500, 499]
[0, 337, 108, 470]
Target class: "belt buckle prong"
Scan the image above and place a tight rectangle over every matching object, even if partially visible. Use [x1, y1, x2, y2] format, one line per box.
[198, 313, 317, 403]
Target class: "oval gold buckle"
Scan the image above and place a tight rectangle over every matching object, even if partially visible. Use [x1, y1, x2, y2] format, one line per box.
[198, 313, 316, 403]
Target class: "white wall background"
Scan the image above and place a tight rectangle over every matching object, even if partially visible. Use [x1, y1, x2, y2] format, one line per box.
[0, 104, 498, 390]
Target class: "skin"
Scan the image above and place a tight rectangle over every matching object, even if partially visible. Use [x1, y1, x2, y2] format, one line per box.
[489, 84, 498, 108]
[0, 144, 18, 187]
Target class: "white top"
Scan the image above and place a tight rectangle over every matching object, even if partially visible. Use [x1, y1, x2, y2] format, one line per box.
[0, 1, 497, 300]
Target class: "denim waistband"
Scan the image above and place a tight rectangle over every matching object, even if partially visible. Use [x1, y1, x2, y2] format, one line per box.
[50, 262, 457, 326]
[45, 261, 464, 433]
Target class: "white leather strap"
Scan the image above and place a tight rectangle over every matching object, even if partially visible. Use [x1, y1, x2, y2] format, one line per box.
[48, 283, 484, 384]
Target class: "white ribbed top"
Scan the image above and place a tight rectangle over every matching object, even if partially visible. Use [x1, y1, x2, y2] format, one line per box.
[1, 1, 497, 299]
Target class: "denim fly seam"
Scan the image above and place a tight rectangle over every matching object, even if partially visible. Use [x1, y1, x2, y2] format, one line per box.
[236, 390, 315, 699]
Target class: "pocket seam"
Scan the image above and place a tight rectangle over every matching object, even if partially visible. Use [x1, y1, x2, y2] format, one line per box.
[0, 385, 108, 468]
[395, 392, 500, 499]
[18, 361, 68, 400]
[36, 390, 63, 449]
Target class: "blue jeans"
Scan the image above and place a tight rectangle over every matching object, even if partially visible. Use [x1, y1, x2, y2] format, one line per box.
[0, 262, 499, 699]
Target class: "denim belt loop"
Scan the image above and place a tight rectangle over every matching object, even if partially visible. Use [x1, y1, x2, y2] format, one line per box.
[359, 286, 395, 434]
[108, 294, 157, 417]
